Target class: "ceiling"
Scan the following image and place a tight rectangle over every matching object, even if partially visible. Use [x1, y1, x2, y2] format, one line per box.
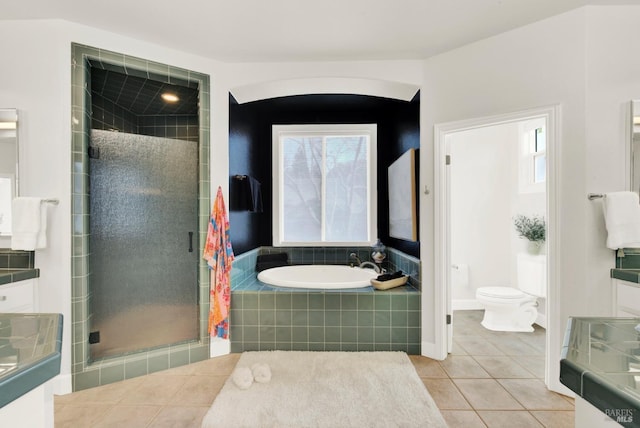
[91, 66, 199, 116]
[1, 0, 634, 63]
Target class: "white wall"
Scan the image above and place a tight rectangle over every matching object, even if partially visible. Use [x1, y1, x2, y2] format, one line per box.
[422, 4, 640, 392]
[421, 8, 588, 393]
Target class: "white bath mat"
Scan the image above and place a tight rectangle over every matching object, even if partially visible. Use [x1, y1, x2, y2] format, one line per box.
[202, 351, 447, 428]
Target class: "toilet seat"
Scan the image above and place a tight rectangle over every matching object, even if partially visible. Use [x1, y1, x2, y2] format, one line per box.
[476, 286, 527, 300]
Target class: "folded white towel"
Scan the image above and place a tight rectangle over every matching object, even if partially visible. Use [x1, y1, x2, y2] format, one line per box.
[251, 363, 272, 383]
[603, 191, 640, 249]
[232, 367, 254, 390]
[11, 197, 46, 251]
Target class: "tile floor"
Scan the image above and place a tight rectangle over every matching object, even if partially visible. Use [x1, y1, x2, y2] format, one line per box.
[54, 310, 573, 427]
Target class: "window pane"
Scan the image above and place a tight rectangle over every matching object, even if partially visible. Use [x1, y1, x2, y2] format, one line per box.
[535, 127, 546, 152]
[282, 136, 322, 241]
[534, 154, 546, 183]
[324, 136, 369, 242]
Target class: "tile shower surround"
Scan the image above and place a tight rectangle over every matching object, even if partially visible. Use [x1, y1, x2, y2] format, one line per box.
[230, 247, 421, 354]
[71, 43, 211, 391]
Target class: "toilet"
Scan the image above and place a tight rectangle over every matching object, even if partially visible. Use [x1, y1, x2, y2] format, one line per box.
[475, 253, 546, 332]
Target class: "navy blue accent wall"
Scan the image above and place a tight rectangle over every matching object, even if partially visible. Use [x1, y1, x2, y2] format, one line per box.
[229, 93, 420, 257]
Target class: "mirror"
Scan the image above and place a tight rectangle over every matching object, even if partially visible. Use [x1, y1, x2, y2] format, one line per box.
[0, 109, 18, 236]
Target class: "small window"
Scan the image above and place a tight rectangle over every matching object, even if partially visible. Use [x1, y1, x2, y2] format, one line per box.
[518, 120, 546, 194]
[272, 124, 377, 246]
[533, 127, 546, 184]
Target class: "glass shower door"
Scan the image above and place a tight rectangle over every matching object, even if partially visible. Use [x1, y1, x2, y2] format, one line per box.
[88, 130, 199, 359]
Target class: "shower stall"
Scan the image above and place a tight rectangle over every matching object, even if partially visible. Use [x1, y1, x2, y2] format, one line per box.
[88, 130, 199, 359]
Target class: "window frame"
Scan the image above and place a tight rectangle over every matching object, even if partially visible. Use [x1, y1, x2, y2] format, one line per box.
[518, 118, 546, 194]
[271, 123, 377, 247]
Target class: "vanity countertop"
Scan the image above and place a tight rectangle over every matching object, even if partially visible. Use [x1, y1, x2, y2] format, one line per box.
[0, 313, 62, 408]
[0, 268, 39, 286]
[560, 317, 640, 425]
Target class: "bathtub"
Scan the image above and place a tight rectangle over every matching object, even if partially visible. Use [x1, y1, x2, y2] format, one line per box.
[257, 265, 378, 289]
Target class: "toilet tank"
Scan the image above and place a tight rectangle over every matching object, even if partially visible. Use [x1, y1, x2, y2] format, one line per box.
[517, 253, 547, 297]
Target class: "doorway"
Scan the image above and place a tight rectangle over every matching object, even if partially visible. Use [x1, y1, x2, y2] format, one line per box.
[87, 65, 200, 359]
[434, 106, 560, 392]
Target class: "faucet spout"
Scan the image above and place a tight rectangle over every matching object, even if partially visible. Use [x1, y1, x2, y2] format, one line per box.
[358, 261, 381, 274]
[349, 252, 362, 266]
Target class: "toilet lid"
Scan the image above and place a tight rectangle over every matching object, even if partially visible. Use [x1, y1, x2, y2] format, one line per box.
[477, 286, 526, 299]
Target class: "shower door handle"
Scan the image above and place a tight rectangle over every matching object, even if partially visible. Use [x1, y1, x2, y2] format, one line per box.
[188, 232, 194, 253]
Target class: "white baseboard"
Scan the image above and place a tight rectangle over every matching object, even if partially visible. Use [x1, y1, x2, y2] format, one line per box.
[421, 341, 446, 360]
[452, 299, 483, 311]
[210, 338, 230, 358]
[51, 374, 72, 395]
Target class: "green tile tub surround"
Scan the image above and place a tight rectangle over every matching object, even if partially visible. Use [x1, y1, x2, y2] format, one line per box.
[229, 247, 421, 354]
[70, 43, 211, 391]
[560, 317, 640, 425]
[229, 290, 421, 354]
[235, 246, 421, 290]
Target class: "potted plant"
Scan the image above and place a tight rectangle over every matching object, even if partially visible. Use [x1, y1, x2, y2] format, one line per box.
[513, 214, 546, 254]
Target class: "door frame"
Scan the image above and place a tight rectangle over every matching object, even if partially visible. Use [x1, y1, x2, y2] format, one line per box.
[433, 105, 563, 392]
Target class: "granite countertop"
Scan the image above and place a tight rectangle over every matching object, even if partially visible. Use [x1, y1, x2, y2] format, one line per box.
[0, 269, 40, 286]
[560, 317, 640, 426]
[0, 313, 62, 408]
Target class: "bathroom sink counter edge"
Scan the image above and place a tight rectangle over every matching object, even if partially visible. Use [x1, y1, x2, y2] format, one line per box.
[611, 268, 640, 284]
[560, 317, 640, 426]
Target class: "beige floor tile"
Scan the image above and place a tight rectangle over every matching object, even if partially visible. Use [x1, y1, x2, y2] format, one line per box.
[190, 353, 241, 376]
[517, 355, 546, 379]
[409, 355, 448, 378]
[55, 376, 146, 405]
[488, 337, 541, 356]
[119, 374, 190, 405]
[440, 356, 491, 378]
[451, 340, 469, 355]
[497, 379, 574, 410]
[148, 405, 209, 428]
[477, 410, 543, 427]
[171, 375, 228, 406]
[440, 410, 487, 427]
[453, 379, 523, 410]
[473, 356, 536, 378]
[530, 410, 575, 427]
[422, 378, 471, 409]
[95, 405, 162, 428]
[54, 403, 113, 428]
[455, 336, 505, 356]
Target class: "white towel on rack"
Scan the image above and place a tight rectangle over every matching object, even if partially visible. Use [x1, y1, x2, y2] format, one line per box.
[11, 197, 47, 250]
[602, 191, 640, 249]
